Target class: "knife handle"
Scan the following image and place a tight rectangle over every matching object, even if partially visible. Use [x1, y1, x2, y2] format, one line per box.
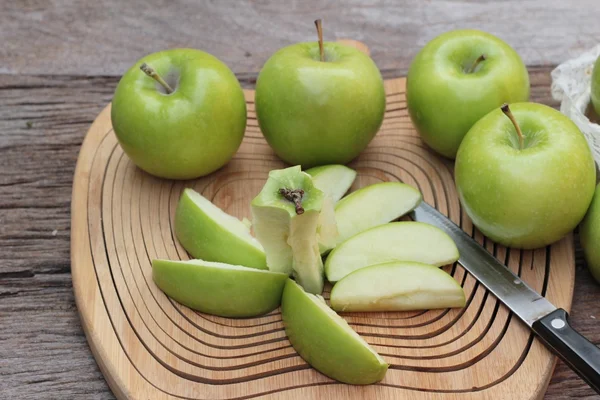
[532, 309, 600, 394]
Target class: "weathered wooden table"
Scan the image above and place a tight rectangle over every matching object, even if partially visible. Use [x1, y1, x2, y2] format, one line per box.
[1, 1, 600, 399]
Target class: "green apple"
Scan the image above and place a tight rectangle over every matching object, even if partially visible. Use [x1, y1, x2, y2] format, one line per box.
[175, 188, 267, 269]
[325, 221, 459, 283]
[330, 261, 465, 312]
[334, 182, 422, 244]
[592, 56, 600, 116]
[281, 279, 388, 384]
[579, 184, 600, 283]
[252, 166, 335, 294]
[111, 49, 246, 179]
[152, 259, 287, 317]
[255, 22, 385, 167]
[315, 194, 339, 254]
[407, 29, 530, 158]
[305, 164, 355, 254]
[455, 103, 596, 249]
[305, 164, 357, 203]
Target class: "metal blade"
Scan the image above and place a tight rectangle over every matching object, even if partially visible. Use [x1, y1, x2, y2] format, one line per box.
[411, 201, 556, 327]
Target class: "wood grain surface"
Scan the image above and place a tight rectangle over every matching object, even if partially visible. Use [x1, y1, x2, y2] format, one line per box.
[69, 67, 574, 399]
[1, 1, 600, 399]
[2, 0, 600, 76]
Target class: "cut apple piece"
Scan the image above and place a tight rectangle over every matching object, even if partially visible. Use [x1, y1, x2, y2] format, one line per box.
[281, 279, 388, 384]
[305, 164, 357, 203]
[330, 261, 466, 312]
[325, 221, 459, 282]
[316, 195, 339, 254]
[334, 182, 422, 244]
[175, 188, 267, 269]
[252, 166, 328, 294]
[152, 259, 287, 317]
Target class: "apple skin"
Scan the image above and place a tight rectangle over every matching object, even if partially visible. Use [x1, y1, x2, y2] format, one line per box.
[305, 164, 357, 203]
[255, 42, 385, 167]
[111, 49, 246, 179]
[325, 221, 459, 283]
[175, 189, 267, 270]
[407, 29, 530, 159]
[281, 279, 388, 384]
[334, 182, 422, 244]
[579, 184, 600, 284]
[330, 261, 465, 312]
[152, 259, 287, 318]
[592, 56, 600, 116]
[455, 102, 596, 249]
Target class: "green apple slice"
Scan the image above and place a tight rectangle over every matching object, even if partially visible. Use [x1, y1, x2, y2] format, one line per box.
[334, 182, 422, 244]
[175, 188, 267, 269]
[316, 194, 339, 254]
[251, 166, 327, 294]
[325, 221, 459, 282]
[330, 261, 466, 312]
[152, 259, 287, 317]
[282, 279, 388, 384]
[305, 164, 357, 203]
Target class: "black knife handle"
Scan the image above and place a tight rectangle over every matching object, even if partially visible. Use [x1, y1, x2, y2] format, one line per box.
[532, 309, 600, 394]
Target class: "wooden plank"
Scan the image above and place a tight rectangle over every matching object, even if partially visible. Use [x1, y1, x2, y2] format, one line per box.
[1, 0, 600, 76]
[1, 67, 599, 398]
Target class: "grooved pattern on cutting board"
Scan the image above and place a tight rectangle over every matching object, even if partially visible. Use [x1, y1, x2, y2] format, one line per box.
[71, 41, 575, 400]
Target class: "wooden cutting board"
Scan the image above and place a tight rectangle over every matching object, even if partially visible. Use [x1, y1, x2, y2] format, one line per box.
[71, 40, 575, 400]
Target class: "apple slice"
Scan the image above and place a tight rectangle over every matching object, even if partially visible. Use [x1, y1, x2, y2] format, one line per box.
[175, 188, 267, 270]
[282, 279, 388, 384]
[152, 259, 287, 317]
[334, 182, 422, 244]
[252, 166, 332, 294]
[305, 164, 357, 203]
[315, 194, 339, 255]
[330, 261, 466, 312]
[305, 165, 354, 254]
[325, 221, 459, 282]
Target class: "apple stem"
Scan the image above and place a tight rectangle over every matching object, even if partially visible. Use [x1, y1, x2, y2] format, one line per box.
[140, 63, 174, 94]
[279, 188, 305, 215]
[314, 19, 325, 62]
[501, 103, 525, 150]
[467, 54, 486, 74]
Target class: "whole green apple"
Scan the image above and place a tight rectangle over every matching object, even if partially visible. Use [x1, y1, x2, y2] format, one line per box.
[255, 23, 385, 167]
[111, 49, 246, 180]
[407, 29, 530, 159]
[592, 56, 600, 116]
[455, 103, 596, 249]
[580, 183, 600, 284]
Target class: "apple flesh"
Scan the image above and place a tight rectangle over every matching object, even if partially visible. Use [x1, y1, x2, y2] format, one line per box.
[111, 49, 247, 179]
[579, 183, 600, 284]
[305, 164, 357, 203]
[325, 221, 459, 282]
[152, 259, 287, 317]
[281, 279, 388, 384]
[305, 164, 356, 254]
[592, 56, 600, 116]
[252, 166, 334, 294]
[175, 188, 267, 269]
[255, 42, 385, 167]
[407, 29, 530, 158]
[455, 103, 596, 249]
[334, 182, 422, 244]
[330, 261, 465, 312]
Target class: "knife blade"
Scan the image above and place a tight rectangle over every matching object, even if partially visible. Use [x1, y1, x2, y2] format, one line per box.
[411, 201, 600, 394]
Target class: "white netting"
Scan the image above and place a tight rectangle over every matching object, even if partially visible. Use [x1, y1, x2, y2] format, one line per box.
[551, 45, 600, 168]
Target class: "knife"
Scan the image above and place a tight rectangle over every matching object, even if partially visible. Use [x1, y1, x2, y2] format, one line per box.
[411, 201, 600, 394]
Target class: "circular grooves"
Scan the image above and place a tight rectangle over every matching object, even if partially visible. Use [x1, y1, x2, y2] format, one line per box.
[71, 75, 575, 399]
